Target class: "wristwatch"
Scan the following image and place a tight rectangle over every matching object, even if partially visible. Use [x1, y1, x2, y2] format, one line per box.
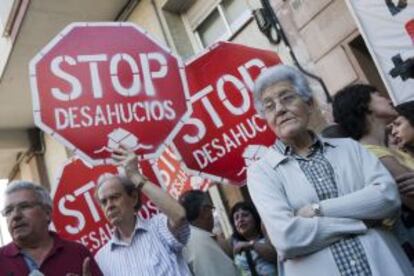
[133, 174, 148, 190]
[249, 240, 256, 249]
[311, 203, 322, 216]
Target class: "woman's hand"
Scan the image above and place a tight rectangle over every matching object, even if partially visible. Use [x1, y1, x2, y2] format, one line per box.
[396, 172, 414, 196]
[233, 240, 254, 254]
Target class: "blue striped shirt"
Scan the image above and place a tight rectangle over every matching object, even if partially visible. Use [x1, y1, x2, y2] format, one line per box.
[96, 214, 191, 276]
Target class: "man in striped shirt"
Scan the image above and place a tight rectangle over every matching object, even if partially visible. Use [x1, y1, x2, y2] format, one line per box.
[95, 145, 191, 275]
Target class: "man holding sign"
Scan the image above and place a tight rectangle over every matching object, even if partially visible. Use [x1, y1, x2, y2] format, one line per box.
[95, 145, 191, 275]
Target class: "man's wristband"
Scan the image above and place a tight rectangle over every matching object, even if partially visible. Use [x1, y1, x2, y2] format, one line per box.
[132, 174, 148, 190]
[136, 179, 147, 190]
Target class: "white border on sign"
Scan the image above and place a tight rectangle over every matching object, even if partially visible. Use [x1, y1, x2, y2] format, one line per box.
[151, 143, 234, 187]
[50, 156, 123, 199]
[185, 40, 227, 66]
[29, 22, 192, 166]
[49, 156, 122, 237]
[51, 157, 90, 199]
[167, 41, 276, 186]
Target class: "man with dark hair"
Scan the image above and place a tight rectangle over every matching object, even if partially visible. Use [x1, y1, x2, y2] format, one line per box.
[320, 124, 348, 139]
[179, 190, 237, 276]
[95, 146, 191, 276]
[0, 180, 102, 276]
[332, 83, 380, 140]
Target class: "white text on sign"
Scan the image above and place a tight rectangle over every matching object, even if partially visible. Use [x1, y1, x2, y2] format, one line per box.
[49, 52, 179, 130]
[54, 101, 176, 129]
[57, 178, 159, 252]
[180, 58, 270, 168]
[50, 52, 168, 100]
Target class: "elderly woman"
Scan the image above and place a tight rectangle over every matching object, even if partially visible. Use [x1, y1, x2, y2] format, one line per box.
[247, 64, 413, 276]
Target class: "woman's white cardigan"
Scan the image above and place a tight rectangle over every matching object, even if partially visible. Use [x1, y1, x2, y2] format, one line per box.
[247, 137, 413, 276]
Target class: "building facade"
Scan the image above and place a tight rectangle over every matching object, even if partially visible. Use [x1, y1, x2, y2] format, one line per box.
[0, 0, 387, 240]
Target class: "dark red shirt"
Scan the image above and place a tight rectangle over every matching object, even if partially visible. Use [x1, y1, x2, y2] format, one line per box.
[0, 232, 103, 276]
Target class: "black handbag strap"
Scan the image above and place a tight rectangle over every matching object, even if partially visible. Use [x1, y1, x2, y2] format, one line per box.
[245, 249, 259, 276]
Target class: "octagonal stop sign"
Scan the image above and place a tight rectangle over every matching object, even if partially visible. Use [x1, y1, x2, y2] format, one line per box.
[30, 23, 191, 164]
[173, 42, 280, 185]
[51, 158, 160, 254]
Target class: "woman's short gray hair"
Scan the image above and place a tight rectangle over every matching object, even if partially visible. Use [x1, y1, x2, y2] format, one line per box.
[253, 64, 312, 117]
[5, 180, 52, 209]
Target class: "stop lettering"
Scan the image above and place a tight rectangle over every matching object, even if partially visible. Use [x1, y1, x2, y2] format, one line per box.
[30, 23, 191, 165]
[51, 158, 159, 254]
[173, 42, 280, 185]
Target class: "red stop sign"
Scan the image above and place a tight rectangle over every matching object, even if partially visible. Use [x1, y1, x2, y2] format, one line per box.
[51, 158, 159, 254]
[151, 146, 211, 199]
[406, 19, 414, 44]
[30, 23, 191, 165]
[172, 42, 280, 185]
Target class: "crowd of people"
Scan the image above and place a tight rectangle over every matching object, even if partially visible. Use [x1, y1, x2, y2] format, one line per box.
[0, 64, 414, 275]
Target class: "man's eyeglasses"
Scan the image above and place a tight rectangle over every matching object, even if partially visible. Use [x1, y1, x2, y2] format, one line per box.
[1, 201, 43, 217]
